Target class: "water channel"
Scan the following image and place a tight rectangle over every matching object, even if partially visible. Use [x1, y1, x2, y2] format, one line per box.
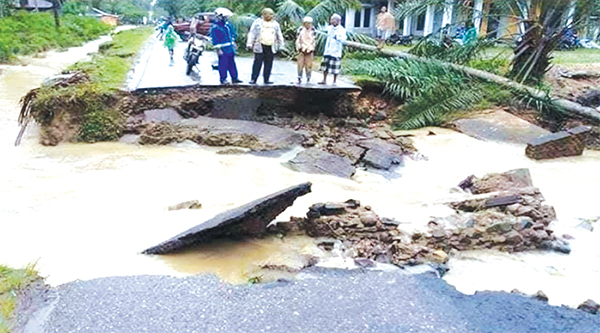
[1, 36, 599, 307]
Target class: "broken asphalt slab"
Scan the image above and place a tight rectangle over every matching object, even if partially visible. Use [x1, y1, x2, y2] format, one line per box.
[142, 182, 312, 255]
[28, 269, 600, 333]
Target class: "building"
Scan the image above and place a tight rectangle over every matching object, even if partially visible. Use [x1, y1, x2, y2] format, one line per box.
[345, 0, 583, 40]
[13, 0, 54, 11]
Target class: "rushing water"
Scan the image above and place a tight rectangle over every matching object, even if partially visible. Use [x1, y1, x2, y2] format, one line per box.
[1, 37, 600, 307]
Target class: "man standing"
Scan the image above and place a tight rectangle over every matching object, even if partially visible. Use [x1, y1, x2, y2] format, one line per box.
[247, 8, 284, 84]
[319, 14, 347, 85]
[376, 6, 396, 49]
[296, 16, 316, 84]
[211, 8, 242, 84]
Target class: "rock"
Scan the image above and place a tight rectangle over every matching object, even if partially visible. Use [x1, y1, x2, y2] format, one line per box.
[504, 231, 524, 245]
[484, 195, 522, 208]
[143, 109, 183, 123]
[359, 212, 379, 227]
[526, 131, 585, 160]
[517, 217, 534, 230]
[318, 241, 336, 251]
[539, 239, 571, 254]
[533, 290, 549, 302]
[577, 89, 600, 107]
[463, 169, 534, 194]
[287, 148, 356, 178]
[578, 299, 600, 315]
[168, 200, 202, 211]
[354, 258, 376, 268]
[143, 182, 312, 254]
[358, 139, 404, 170]
[486, 222, 514, 234]
[372, 111, 388, 121]
[307, 202, 347, 218]
[431, 250, 449, 264]
[327, 143, 366, 164]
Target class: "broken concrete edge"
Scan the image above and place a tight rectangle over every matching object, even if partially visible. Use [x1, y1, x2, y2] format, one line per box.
[142, 182, 312, 255]
[525, 126, 592, 160]
[132, 84, 362, 95]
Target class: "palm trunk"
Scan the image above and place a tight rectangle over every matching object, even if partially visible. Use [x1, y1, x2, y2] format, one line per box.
[51, 0, 60, 28]
[340, 40, 600, 124]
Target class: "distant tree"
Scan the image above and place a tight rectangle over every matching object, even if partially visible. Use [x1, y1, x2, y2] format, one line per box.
[0, 0, 14, 18]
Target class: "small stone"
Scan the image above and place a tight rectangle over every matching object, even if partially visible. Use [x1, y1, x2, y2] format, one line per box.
[431, 229, 446, 239]
[515, 205, 535, 217]
[372, 111, 388, 121]
[354, 258, 376, 268]
[344, 199, 361, 209]
[318, 241, 335, 251]
[432, 250, 449, 264]
[576, 221, 594, 232]
[504, 231, 524, 245]
[486, 222, 514, 233]
[168, 200, 202, 211]
[533, 290, 549, 302]
[360, 212, 379, 227]
[506, 203, 521, 214]
[517, 217, 534, 230]
[577, 299, 600, 315]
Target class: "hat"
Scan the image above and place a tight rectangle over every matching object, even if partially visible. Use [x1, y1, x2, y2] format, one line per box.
[303, 16, 313, 23]
[214, 7, 233, 18]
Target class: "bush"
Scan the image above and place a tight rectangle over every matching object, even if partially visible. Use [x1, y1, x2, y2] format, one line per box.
[0, 11, 111, 62]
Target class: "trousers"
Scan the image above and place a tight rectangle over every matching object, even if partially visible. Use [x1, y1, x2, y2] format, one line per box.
[251, 44, 274, 82]
[218, 52, 239, 82]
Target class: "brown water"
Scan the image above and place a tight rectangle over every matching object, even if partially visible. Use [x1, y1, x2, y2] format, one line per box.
[1, 37, 600, 307]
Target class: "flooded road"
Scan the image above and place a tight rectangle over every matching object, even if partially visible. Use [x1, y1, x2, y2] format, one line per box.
[1, 36, 600, 307]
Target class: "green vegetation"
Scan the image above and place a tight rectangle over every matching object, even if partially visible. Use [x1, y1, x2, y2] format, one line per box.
[0, 264, 40, 333]
[0, 11, 111, 63]
[28, 27, 153, 143]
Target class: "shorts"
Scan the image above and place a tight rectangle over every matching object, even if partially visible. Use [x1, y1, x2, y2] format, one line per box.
[377, 29, 393, 40]
[320, 55, 341, 75]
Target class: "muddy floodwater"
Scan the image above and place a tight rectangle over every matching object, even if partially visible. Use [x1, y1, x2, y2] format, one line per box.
[1, 37, 600, 308]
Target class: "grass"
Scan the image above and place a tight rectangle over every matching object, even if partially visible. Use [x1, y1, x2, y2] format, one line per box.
[0, 264, 40, 333]
[30, 26, 154, 143]
[0, 11, 112, 63]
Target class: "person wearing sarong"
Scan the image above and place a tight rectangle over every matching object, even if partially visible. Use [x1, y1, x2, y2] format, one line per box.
[319, 14, 347, 85]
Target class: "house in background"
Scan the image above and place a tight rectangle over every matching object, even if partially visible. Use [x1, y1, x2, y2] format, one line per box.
[345, 0, 585, 40]
[13, 0, 54, 11]
[344, 1, 395, 36]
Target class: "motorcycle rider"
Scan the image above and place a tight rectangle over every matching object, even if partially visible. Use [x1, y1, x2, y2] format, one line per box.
[211, 8, 242, 84]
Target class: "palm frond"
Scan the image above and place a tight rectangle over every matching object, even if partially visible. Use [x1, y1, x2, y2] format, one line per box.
[398, 84, 483, 129]
[307, 0, 361, 23]
[277, 0, 306, 24]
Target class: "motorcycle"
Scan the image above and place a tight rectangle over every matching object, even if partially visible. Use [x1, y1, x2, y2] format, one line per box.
[184, 34, 208, 75]
[386, 33, 413, 46]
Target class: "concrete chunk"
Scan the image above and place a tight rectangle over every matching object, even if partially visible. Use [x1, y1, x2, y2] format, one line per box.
[526, 131, 585, 160]
[143, 183, 312, 255]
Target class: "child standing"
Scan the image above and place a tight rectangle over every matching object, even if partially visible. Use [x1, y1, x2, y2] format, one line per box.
[296, 16, 316, 84]
[163, 25, 177, 61]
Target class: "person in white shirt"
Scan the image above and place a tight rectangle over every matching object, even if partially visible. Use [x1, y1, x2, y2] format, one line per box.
[246, 8, 284, 84]
[318, 14, 347, 85]
[296, 16, 316, 84]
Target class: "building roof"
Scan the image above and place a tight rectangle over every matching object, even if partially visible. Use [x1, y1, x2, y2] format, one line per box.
[14, 0, 54, 9]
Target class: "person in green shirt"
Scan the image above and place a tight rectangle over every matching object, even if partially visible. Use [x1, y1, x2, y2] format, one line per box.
[164, 25, 177, 61]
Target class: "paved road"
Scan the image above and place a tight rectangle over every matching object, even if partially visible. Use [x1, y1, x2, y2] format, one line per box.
[29, 269, 600, 333]
[128, 35, 358, 91]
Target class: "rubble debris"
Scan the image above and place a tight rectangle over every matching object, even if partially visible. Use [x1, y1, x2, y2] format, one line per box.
[578, 299, 600, 315]
[143, 182, 312, 255]
[526, 127, 592, 160]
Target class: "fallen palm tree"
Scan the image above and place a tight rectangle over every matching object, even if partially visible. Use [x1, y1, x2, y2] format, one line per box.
[340, 39, 600, 125]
